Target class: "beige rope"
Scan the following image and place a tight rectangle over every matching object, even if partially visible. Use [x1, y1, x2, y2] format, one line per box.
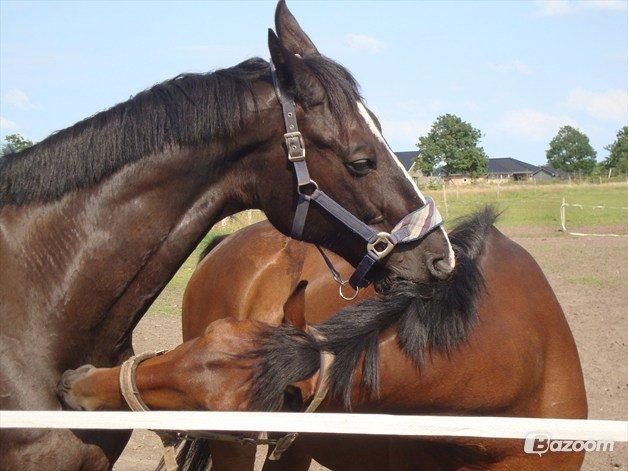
[268, 326, 335, 460]
[119, 351, 179, 471]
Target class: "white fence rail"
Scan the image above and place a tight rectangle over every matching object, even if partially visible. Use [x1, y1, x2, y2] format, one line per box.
[2, 411, 627, 442]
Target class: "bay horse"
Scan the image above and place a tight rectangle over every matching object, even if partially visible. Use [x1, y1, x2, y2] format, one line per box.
[0, 2, 455, 468]
[59, 209, 588, 470]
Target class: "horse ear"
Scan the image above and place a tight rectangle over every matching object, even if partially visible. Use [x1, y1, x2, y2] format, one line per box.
[275, 0, 319, 56]
[268, 29, 324, 107]
[283, 280, 308, 331]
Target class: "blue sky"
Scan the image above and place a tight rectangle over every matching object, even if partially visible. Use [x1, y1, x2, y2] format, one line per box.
[1, 0, 626, 165]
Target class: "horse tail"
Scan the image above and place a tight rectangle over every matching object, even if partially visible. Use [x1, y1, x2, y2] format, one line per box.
[198, 234, 230, 264]
[154, 438, 212, 471]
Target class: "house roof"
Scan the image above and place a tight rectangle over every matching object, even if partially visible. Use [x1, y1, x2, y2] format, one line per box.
[533, 165, 568, 178]
[431, 157, 538, 176]
[394, 154, 546, 176]
[487, 157, 538, 174]
[394, 151, 418, 171]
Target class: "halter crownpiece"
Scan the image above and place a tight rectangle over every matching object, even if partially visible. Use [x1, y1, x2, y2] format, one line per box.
[270, 61, 444, 294]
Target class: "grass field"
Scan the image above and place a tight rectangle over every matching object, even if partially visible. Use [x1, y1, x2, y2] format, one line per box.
[146, 182, 628, 318]
[425, 182, 628, 229]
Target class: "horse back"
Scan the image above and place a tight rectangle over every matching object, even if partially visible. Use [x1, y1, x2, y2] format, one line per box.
[183, 222, 587, 419]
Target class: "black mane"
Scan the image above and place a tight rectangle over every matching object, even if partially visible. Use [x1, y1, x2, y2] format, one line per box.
[249, 207, 498, 411]
[0, 55, 361, 206]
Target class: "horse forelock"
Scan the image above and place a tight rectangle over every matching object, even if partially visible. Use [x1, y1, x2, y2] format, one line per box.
[247, 206, 498, 411]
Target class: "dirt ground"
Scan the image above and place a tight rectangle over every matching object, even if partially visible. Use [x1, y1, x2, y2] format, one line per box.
[114, 227, 627, 470]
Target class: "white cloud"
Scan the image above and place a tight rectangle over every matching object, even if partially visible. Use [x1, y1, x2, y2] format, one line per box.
[567, 88, 628, 121]
[588, 0, 628, 11]
[512, 60, 533, 75]
[537, 0, 577, 16]
[345, 34, 387, 54]
[380, 118, 431, 144]
[464, 100, 481, 111]
[536, 0, 626, 17]
[427, 100, 443, 113]
[498, 109, 576, 141]
[5, 89, 35, 111]
[489, 59, 532, 75]
[0, 116, 17, 130]
[163, 43, 252, 54]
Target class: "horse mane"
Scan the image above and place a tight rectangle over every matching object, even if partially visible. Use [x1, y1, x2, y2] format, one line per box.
[248, 206, 499, 411]
[0, 55, 361, 207]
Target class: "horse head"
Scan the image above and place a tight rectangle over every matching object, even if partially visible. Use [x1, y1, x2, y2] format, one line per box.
[255, 1, 455, 287]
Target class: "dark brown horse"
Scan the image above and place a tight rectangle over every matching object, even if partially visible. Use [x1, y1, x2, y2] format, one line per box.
[59, 210, 587, 470]
[0, 3, 455, 468]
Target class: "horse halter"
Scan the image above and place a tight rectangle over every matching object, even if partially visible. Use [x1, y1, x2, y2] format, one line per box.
[118, 327, 335, 468]
[270, 62, 444, 299]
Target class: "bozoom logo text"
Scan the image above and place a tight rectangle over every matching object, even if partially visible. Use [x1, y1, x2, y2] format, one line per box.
[524, 433, 614, 455]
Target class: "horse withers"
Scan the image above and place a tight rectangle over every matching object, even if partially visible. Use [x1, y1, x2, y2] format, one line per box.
[60, 209, 587, 470]
[1, 2, 457, 468]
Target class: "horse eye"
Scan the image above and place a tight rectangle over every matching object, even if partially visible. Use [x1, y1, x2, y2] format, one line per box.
[346, 158, 375, 175]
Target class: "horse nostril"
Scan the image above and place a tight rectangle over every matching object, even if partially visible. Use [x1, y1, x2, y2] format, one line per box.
[59, 370, 75, 390]
[427, 255, 454, 280]
[58, 365, 94, 393]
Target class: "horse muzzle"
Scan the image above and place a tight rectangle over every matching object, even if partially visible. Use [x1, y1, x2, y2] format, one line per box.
[57, 365, 97, 411]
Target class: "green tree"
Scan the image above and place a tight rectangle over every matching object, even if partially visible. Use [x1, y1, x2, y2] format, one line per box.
[1, 133, 33, 155]
[416, 114, 488, 176]
[546, 126, 597, 174]
[603, 126, 628, 173]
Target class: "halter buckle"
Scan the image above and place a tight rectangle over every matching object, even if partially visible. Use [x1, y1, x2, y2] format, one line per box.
[367, 232, 395, 259]
[284, 131, 306, 162]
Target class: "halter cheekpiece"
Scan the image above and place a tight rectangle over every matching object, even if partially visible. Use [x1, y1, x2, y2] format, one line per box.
[270, 61, 444, 297]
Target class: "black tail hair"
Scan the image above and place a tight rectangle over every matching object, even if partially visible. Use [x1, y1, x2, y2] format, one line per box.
[155, 438, 212, 471]
[247, 206, 499, 410]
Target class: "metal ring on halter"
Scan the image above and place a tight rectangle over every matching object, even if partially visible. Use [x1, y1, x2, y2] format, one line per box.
[366, 232, 395, 259]
[339, 281, 360, 301]
[297, 179, 318, 196]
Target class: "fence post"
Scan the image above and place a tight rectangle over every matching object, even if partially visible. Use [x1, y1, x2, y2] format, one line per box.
[560, 198, 567, 232]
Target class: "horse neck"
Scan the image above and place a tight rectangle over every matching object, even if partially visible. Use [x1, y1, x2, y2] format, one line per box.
[1, 140, 265, 374]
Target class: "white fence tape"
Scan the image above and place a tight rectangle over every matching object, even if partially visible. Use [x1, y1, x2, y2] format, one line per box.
[560, 198, 628, 237]
[1, 411, 627, 442]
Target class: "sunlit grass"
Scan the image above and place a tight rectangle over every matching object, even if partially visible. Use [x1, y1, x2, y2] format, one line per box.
[424, 182, 628, 230]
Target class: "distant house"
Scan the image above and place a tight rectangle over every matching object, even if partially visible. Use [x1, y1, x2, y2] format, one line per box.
[433, 157, 538, 183]
[393, 151, 427, 186]
[394, 151, 420, 172]
[393, 153, 567, 184]
[532, 165, 569, 181]
[486, 158, 539, 181]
